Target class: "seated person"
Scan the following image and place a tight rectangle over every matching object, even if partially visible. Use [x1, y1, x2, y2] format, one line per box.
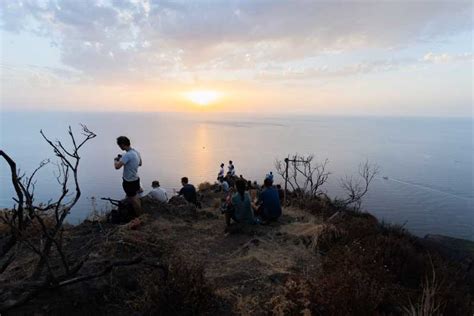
[246, 180, 253, 190]
[253, 181, 260, 190]
[178, 177, 198, 206]
[265, 171, 274, 183]
[147, 180, 168, 202]
[276, 184, 285, 204]
[225, 172, 235, 188]
[225, 179, 255, 226]
[255, 178, 282, 221]
[220, 177, 230, 193]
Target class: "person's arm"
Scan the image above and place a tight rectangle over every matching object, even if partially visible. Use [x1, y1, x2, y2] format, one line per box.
[138, 151, 142, 166]
[192, 186, 198, 203]
[114, 160, 124, 169]
[115, 152, 129, 169]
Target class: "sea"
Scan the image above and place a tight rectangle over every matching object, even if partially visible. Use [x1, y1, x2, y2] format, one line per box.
[0, 112, 472, 240]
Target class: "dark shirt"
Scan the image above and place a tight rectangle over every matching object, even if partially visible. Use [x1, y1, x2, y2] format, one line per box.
[258, 186, 282, 220]
[179, 184, 197, 204]
[277, 189, 285, 203]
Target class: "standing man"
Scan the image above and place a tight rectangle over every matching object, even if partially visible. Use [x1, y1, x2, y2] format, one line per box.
[217, 163, 225, 180]
[228, 160, 235, 176]
[114, 136, 142, 215]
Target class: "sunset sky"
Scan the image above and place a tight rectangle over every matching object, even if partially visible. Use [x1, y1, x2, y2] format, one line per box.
[0, 0, 472, 116]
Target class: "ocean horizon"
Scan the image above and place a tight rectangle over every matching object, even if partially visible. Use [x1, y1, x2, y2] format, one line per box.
[1, 111, 472, 240]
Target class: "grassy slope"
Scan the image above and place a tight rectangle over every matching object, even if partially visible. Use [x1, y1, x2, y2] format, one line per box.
[2, 188, 473, 315]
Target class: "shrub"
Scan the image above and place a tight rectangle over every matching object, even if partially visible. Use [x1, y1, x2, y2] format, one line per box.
[273, 212, 472, 315]
[110, 255, 219, 316]
[198, 181, 213, 191]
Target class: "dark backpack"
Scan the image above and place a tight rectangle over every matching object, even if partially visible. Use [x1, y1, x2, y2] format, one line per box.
[108, 199, 136, 224]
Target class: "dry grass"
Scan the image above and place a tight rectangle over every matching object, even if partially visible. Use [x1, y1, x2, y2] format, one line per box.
[198, 181, 213, 191]
[270, 217, 472, 316]
[117, 255, 220, 316]
[403, 264, 443, 316]
[2, 194, 472, 315]
[0, 222, 9, 235]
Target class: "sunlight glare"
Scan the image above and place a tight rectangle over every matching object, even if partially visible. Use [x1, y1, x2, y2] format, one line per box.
[185, 90, 221, 106]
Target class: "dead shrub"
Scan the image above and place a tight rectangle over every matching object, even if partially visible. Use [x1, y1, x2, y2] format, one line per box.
[321, 211, 379, 247]
[197, 181, 213, 191]
[273, 217, 472, 316]
[270, 278, 312, 315]
[313, 223, 345, 252]
[109, 255, 219, 316]
[287, 195, 336, 219]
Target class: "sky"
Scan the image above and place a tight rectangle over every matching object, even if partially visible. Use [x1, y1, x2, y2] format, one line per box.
[0, 0, 473, 116]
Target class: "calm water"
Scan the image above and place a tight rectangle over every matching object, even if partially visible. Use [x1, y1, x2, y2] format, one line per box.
[0, 112, 472, 240]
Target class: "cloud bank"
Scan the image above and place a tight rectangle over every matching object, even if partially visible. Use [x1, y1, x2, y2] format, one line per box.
[0, 0, 472, 115]
[1, 0, 471, 81]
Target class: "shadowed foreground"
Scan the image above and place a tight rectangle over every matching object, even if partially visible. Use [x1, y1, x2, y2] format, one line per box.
[1, 187, 473, 315]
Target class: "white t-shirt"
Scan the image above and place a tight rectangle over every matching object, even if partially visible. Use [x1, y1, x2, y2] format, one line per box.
[218, 167, 224, 178]
[148, 187, 168, 202]
[120, 148, 142, 181]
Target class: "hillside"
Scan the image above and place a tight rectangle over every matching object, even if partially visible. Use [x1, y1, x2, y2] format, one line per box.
[1, 186, 473, 315]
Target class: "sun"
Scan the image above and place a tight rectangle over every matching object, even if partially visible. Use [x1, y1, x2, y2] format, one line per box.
[184, 90, 221, 106]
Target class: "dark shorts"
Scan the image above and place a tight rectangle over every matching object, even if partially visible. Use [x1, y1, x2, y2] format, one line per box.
[122, 178, 140, 197]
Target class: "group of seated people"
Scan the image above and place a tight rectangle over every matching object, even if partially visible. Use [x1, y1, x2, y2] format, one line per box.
[222, 176, 283, 227]
[145, 177, 200, 207]
[144, 168, 283, 227]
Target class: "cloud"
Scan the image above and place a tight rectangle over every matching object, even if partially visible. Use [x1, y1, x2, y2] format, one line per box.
[422, 52, 473, 64]
[255, 59, 411, 81]
[256, 51, 474, 81]
[0, 0, 472, 82]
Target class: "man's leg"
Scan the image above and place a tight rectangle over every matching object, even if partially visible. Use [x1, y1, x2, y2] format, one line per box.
[123, 179, 142, 218]
[132, 195, 142, 216]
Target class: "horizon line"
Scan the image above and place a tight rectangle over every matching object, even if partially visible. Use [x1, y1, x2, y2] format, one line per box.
[1, 109, 472, 120]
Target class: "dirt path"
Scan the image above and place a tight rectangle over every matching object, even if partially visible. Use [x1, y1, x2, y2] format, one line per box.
[143, 201, 324, 315]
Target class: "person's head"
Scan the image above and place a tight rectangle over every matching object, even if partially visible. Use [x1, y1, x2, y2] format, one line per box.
[276, 184, 281, 189]
[152, 180, 160, 188]
[220, 163, 224, 168]
[229, 160, 233, 165]
[116, 136, 131, 150]
[264, 178, 273, 187]
[181, 177, 189, 185]
[235, 179, 246, 199]
[270, 171, 273, 175]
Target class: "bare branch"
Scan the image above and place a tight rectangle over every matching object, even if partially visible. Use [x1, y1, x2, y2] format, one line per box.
[0, 151, 24, 231]
[340, 160, 380, 210]
[56, 256, 143, 288]
[276, 153, 331, 201]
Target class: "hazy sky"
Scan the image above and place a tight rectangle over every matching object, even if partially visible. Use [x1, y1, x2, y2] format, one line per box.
[0, 0, 472, 116]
